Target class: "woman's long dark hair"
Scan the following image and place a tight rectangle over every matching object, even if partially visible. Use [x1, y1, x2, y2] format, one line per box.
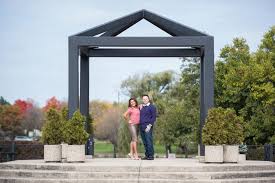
[128, 98, 138, 107]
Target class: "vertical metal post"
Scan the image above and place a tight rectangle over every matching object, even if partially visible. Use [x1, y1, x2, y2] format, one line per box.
[80, 51, 92, 155]
[10, 142, 16, 161]
[80, 53, 89, 117]
[264, 144, 273, 161]
[68, 37, 79, 118]
[199, 37, 214, 156]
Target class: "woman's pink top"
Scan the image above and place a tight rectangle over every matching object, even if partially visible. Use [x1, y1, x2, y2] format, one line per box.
[126, 107, 140, 124]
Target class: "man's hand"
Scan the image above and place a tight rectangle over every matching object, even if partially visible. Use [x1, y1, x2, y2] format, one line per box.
[145, 124, 152, 133]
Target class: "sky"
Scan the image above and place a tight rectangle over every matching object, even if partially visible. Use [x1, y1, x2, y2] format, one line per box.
[0, 0, 274, 107]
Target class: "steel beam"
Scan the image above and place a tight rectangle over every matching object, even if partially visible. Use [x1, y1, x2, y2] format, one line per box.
[101, 17, 142, 37]
[88, 48, 201, 57]
[74, 10, 143, 36]
[71, 36, 212, 47]
[144, 10, 207, 36]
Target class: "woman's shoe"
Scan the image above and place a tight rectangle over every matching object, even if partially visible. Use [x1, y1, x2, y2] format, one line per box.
[128, 153, 134, 159]
[134, 154, 140, 160]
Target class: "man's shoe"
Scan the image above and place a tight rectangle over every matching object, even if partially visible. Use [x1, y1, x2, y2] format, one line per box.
[147, 157, 154, 160]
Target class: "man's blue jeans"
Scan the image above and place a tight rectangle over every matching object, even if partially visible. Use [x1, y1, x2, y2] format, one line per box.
[140, 126, 154, 158]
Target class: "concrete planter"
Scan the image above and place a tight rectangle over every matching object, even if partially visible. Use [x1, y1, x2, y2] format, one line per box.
[238, 154, 246, 162]
[205, 145, 223, 163]
[44, 145, 62, 162]
[67, 145, 86, 162]
[223, 145, 239, 163]
[61, 143, 68, 162]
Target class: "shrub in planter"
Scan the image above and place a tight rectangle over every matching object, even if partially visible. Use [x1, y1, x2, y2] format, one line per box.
[63, 110, 89, 162]
[202, 107, 245, 163]
[41, 108, 66, 162]
[202, 107, 228, 163]
[223, 108, 244, 145]
[60, 107, 69, 161]
[222, 108, 244, 163]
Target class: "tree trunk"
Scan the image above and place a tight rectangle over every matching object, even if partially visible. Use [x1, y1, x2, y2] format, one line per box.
[113, 144, 117, 158]
[165, 144, 172, 158]
[180, 144, 188, 158]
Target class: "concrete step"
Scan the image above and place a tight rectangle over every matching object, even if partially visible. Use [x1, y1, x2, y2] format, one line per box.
[1, 176, 275, 183]
[1, 163, 275, 173]
[1, 169, 275, 180]
[1, 159, 275, 183]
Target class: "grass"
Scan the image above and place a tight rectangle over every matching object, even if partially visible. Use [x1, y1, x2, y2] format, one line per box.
[94, 140, 114, 153]
[94, 140, 179, 154]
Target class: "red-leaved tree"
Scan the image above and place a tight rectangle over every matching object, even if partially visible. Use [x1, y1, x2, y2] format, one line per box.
[14, 99, 33, 116]
[43, 97, 61, 112]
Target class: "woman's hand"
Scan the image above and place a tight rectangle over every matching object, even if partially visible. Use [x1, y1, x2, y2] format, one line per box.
[123, 111, 128, 121]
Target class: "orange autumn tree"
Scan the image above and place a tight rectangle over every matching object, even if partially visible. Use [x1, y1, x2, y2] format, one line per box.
[0, 104, 24, 138]
[14, 99, 33, 117]
[89, 100, 112, 124]
[43, 97, 61, 112]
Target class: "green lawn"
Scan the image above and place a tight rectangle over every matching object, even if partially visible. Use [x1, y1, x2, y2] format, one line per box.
[94, 140, 114, 153]
[94, 140, 178, 154]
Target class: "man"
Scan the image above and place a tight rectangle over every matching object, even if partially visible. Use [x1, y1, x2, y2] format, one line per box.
[139, 94, 157, 160]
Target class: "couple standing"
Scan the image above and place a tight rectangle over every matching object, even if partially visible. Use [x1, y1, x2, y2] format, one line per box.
[123, 95, 156, 160]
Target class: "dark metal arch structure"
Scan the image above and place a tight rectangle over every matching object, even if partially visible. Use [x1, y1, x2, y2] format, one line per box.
[68, 9, 214, 156]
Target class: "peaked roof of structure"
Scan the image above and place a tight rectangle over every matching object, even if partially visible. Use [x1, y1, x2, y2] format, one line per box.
[73, 9, 210, 37]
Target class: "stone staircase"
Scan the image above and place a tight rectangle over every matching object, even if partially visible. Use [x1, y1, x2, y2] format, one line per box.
[0, 158, 275, 183]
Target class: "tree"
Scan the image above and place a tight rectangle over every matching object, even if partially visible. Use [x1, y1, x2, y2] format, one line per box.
[63, 110, 89, 145]
[94, 107, 122, 157]
[0, 105, 23, 139]
[215, 27, 275, 144]
[89, 100, 112, 132]
[14, 99, 33, 116]
[155, 101, 198, 157]
[0, 96, 10, 105]
[215, 38, 251, 111]
[41, 108, 65, 145]
[170, 57, 200, 105]
[120, 70, 175, 102]
[120, 70, 176, 119]
[244, 27, 275, 144]
[21, 105, 44, 132]
[43, 97, 61, 112]
[117, 119, 131, 154]
[154, 58, 200, 156]
[13, 99, 44, 134]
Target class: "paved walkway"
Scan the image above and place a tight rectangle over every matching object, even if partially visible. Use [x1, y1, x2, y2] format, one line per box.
[3, 157, 275, 167]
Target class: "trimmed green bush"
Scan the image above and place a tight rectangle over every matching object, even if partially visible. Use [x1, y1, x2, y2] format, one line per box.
[42, 108, 89, 145]
[41, 108, 65, 145]
[202, 107, 244, 145]
[63, 110, 89, 145]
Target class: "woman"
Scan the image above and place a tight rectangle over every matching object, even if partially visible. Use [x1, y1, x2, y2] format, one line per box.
[123, 98, 140, 160]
